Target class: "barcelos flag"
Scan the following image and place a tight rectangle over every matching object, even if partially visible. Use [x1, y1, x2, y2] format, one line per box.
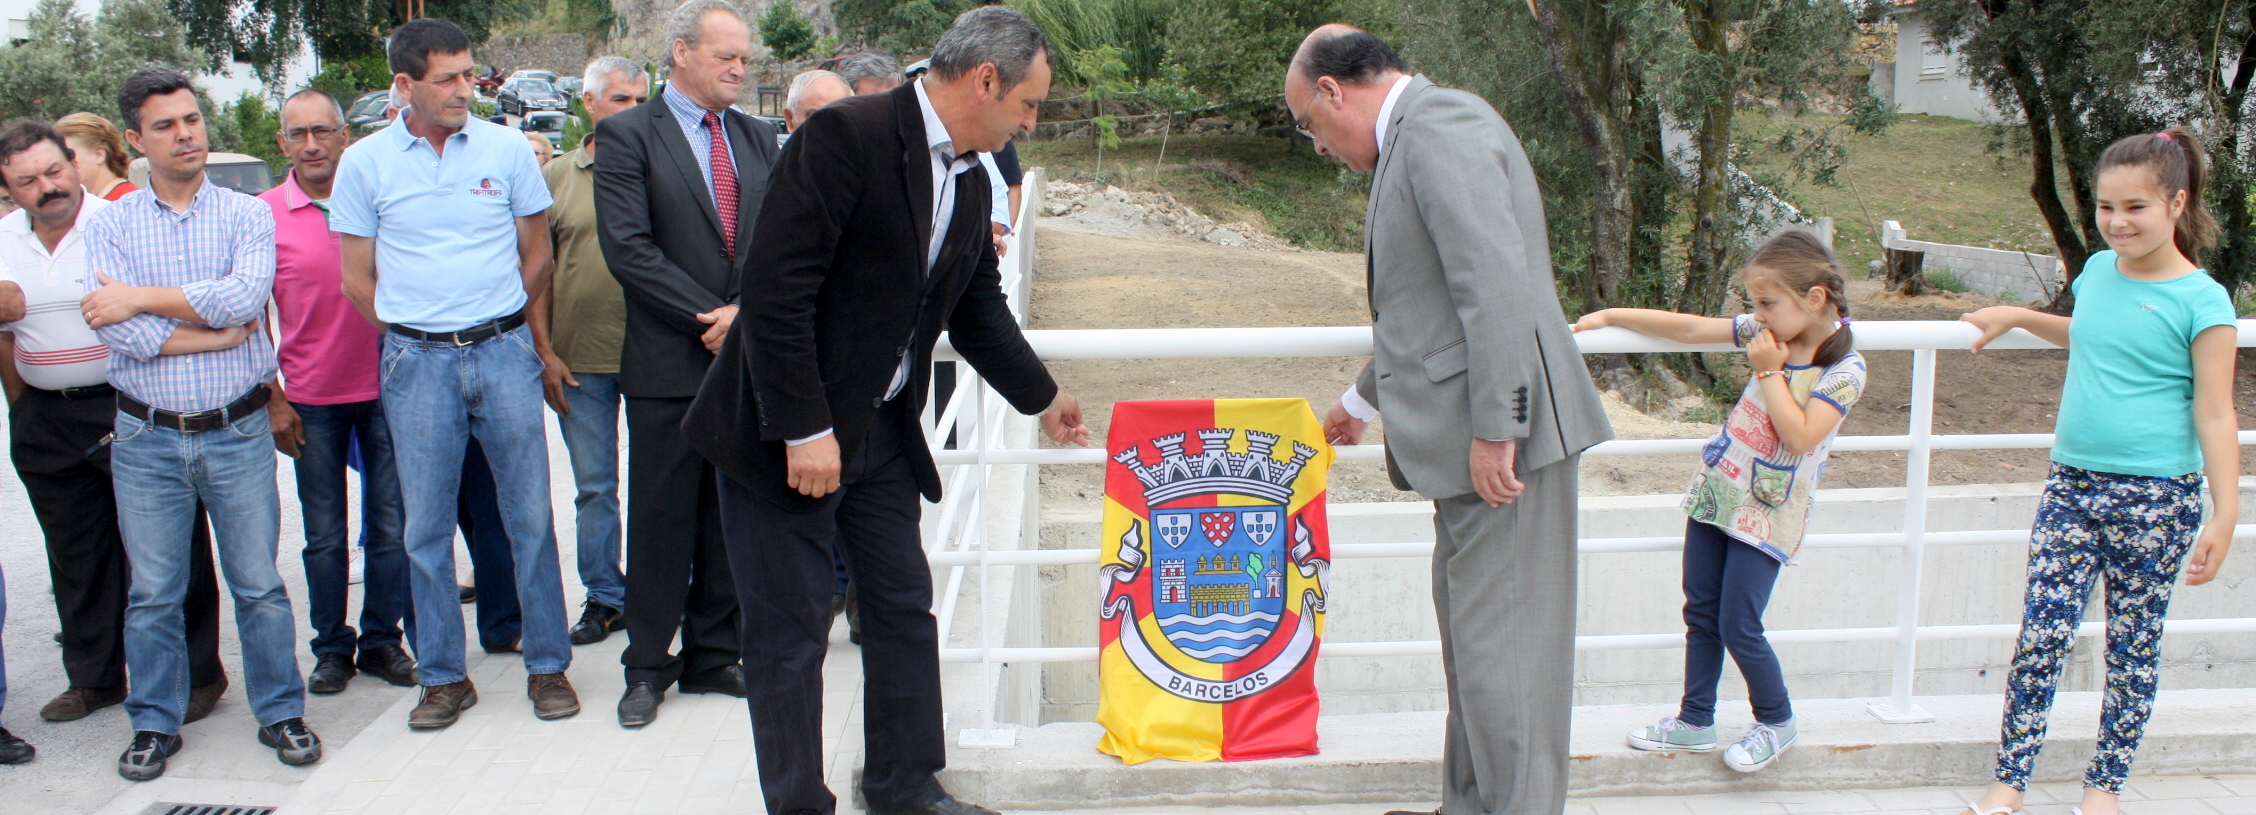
[1095, 398, 1334, 763]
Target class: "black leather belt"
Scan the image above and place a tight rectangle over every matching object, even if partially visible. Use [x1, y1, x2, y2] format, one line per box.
[45, 383, 117, 401]
[118, 386, 270, 433]
[388, 311, 526, 345]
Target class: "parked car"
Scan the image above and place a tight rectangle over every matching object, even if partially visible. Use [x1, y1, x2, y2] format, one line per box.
[520, 111, 571, 150]
[498, 77, 569, 117]
[508, 69, 558, 84]
[128, 153, 273, 195]
[474, 65, 502, 95]
[347, 90, 392, 135]
[555, 76, 583, 97]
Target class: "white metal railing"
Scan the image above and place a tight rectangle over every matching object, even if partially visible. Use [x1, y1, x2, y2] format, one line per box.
[919, 197, 2256, 733]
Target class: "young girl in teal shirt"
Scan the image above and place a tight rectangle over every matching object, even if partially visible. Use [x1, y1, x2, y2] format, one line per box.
[1958, 128, 2240, 815]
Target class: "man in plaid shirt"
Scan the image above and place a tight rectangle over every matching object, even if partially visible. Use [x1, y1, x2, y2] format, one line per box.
[79, 68, 320, 781]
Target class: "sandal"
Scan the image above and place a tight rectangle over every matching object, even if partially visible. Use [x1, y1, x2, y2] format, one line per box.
[1962, 806, 2019, 815]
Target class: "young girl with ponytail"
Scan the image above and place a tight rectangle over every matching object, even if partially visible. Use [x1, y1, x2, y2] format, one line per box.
[1958, 128, 2240, 815]
[1572, 227, 1864, 774]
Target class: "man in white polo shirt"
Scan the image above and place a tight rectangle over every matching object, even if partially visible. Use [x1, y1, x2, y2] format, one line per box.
[0, 119, 229, 732]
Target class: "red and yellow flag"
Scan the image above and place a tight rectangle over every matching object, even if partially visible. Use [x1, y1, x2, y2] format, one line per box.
[1095, 398, 1334, 764]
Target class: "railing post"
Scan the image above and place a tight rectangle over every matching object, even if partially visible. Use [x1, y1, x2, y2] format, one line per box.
[1870, 347, 1938, 724]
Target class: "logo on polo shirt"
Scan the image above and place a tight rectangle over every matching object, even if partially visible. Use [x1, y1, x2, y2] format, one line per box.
[471, 178, 505, 196]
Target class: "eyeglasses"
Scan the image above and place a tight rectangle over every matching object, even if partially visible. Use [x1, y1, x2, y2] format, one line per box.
[1292, 112, 1313, 140]
[282, 126, 344, 143]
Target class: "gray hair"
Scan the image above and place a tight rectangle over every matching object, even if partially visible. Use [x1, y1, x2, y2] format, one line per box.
[280, 87, 346, 124]
[928, 6, 1055, 92]
[833, 50, 903, 91]
[582, 55, 647, 98]
[664, 0, 745, 70]
[786, 70, 846, 111]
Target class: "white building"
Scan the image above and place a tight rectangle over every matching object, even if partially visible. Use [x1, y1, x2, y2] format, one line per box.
[1884, 0, 2007, 123]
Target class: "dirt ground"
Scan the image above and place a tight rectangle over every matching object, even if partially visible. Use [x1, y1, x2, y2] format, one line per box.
[1027, 221, 2256, 504]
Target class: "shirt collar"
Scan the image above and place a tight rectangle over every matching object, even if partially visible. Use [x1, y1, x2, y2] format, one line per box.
[0, 191, 106, 249]
[389, 107, 469, 151]
[666, 83, 725, 126]
[913, 79, 973, 167]
[569, 144, 595, 170]
[143, 174, 219, 217]
[1373, 74, 1414, 153]
[279, 171, 317, 210]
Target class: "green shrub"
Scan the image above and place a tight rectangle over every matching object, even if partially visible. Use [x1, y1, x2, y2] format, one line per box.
[760, 1, 818, 61]
[1926, 269, 1971, 293]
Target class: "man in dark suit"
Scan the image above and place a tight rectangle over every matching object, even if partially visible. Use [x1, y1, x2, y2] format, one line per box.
[592, 0, 776, 726]
[683, 7, 1085, 815]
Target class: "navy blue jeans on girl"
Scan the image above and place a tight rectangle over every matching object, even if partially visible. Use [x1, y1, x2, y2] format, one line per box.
[1678, 519, 1793, 728]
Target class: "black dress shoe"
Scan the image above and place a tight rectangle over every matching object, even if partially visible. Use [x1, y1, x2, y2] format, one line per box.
[869, 793, 1001, 815]
[117, 730, 182, 781]
[483, 637, 521, 654]
[459, 584, 476, 604]
[678, 664, 746, 697]
[355, 645, 419, 687]
[617, 682, 662, 727]
[184, 671, 227, 724]
[306, 653, 356, 694]
[0, 728, 33, 764]
[570, 601, 624, 645]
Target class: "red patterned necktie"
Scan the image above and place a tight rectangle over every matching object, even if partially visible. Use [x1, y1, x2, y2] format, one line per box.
[704, 111, 739, 256]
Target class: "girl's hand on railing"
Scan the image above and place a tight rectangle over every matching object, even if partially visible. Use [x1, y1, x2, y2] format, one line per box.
[1960, 306, 2025, 353]
[1570, 309, 1614, 332]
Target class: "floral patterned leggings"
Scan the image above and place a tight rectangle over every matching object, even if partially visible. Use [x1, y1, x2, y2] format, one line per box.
[1994, 463, 2204, 794]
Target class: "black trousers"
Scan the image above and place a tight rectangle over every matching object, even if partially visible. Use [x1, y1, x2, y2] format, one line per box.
[720, 397, 944, 815]
[9, 387, 222, 690]
[623, 395, 738, 688]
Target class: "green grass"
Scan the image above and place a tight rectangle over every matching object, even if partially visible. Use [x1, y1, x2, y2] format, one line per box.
[1018, 133, 1372, 253]
[1738, 112, 2067, 278]
[1925, 268, 1971, 293]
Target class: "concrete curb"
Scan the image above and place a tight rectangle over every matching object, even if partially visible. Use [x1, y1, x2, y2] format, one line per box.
[937, 688, 2256, 809]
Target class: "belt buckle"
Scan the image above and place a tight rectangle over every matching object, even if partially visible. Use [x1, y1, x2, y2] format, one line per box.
[453, 330, 473, 347]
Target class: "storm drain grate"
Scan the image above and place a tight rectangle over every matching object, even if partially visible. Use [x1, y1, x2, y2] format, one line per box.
[146, 804, 277, 815]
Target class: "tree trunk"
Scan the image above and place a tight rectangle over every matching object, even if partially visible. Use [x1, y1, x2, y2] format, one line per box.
[1884, 248, 1927, 297]
[1977, 0, 2086, 312]
[1677, 0, 1736, 318]
[1529, 0, 1634, 312]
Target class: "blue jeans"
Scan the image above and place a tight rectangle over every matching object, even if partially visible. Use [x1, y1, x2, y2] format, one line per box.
[461, 438, 521, 649]
[112, 405, 305, 732]
[380, 325, 570, 684]
[293, 400, 411, 656]
[556, 372, 625, 610]
[1677, 519, 1791, 729]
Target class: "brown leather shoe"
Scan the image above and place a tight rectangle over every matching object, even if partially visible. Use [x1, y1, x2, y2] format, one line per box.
[408, 680, 478, 729]
[184, 671, 228, 724]
[41, 686, 127, 721]
[527, 673, 580, 720]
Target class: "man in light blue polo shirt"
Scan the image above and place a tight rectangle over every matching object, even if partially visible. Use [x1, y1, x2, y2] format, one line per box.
[331, 17, 580, 729]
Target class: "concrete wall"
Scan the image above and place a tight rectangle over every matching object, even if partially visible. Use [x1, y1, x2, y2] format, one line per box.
[1891, 12, 2005, 124]
[1022, 481, 2256, 724]
[1882, 220, 2060, 303]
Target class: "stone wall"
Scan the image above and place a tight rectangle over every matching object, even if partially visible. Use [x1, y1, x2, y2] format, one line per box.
[1881, 219, 2060, 302]
[480, 33, 598, 78]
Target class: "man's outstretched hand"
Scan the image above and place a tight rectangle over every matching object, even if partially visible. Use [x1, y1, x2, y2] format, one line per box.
[1043, 391, 1091, 446]
[695, 304, 738, 354]
[1323, 400, 1368, 446]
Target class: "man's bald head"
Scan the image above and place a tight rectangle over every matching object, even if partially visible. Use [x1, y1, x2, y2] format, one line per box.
[1289, 24, 1409, 86]
[783, 70, 853, 133]
[1282, 25, 1409, 173]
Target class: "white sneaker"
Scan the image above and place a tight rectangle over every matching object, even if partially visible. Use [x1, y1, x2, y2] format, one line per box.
[1626, 716, 1718, 753]
[1722, 719, 1797, 772]
[348, 543, 364, 585]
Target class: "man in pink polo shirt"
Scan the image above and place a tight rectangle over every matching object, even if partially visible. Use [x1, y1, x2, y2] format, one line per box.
[259, 89, 418, 693]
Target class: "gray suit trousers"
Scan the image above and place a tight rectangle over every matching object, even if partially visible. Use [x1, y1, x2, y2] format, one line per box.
[1432, 454, 1579, 815]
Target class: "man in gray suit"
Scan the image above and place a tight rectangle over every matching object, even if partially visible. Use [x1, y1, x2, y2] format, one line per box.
[1288, 25, 1613, 815]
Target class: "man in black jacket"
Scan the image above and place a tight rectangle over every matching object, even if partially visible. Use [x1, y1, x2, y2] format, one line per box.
[682, 7, 1085, 815]
[591, 0, 776, 726]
